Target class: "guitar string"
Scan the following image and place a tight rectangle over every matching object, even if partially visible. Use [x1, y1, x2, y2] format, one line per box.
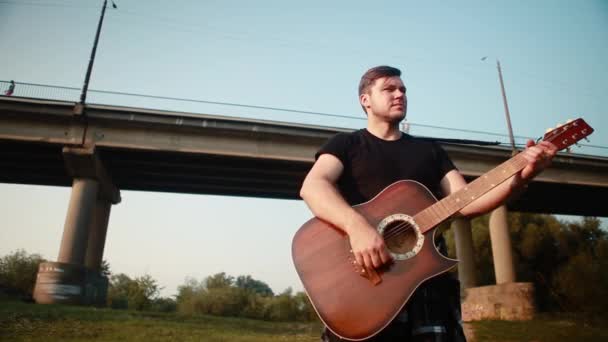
[381, 152, 526, 242]
[377, 128, 570, 244]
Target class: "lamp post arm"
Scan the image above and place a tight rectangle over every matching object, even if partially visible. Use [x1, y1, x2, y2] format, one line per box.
[496, 59, 517, 152]
[79, 0, 108, 105]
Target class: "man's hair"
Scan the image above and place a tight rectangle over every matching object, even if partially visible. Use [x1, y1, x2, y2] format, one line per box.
[358, 65, 401, 96]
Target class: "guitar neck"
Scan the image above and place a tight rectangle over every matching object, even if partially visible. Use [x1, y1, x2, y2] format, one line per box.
[414, 152, 528, 233]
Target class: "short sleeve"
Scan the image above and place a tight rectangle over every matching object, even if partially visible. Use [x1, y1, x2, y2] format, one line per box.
[433, 142, 457, 179]
[314, 132, 352, 167]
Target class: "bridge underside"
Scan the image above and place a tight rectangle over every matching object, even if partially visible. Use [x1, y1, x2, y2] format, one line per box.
[1, 139, 605, 217]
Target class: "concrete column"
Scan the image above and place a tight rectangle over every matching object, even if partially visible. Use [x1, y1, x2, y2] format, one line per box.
[489, 205, 516, 284]
[452, 218, 477, 289]
[85, 199, 112, 271]
[57, 178, 99, 265]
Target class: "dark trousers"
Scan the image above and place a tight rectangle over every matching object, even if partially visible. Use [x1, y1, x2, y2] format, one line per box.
[321, 274, 466, 342]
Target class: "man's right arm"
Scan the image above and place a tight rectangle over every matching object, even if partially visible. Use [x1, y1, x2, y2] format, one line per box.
[299, 154, 392, 269]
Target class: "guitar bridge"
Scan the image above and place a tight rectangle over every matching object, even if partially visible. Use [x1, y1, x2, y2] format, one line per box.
[347, 255, 382, 286]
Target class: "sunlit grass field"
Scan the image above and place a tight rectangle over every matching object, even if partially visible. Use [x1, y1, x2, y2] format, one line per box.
[0, 300, 322, 342]
[2, 299, 607, 341]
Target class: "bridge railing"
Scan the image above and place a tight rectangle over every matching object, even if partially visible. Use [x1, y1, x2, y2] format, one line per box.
[1, 80, 81, 101]
[2, 79, 606, 157]
[0, 79, 527, 141]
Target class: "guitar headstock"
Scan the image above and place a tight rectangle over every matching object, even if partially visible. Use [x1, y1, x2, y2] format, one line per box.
[542, 118, 594, 151]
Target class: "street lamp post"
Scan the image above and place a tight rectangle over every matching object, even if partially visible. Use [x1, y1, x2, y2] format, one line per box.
[481, 56, 518, 286]
[78, 0, 116, 110]
[482, 56, 517, 152]
[495, 60, 517, 152]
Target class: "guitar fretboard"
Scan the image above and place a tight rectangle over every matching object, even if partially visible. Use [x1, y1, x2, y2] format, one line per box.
[414, 152, 528, 233]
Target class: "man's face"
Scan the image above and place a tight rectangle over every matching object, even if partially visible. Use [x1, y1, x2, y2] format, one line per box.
[360, 76, 407, 122]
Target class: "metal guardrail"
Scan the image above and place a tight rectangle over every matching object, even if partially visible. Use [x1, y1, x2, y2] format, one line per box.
[1, 79, 605, 156]
[0, 80, 81, 101]
[0, 79, 529, 142]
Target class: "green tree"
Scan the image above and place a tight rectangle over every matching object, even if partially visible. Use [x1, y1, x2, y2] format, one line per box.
[293, 291, 318, 322]
[150, 296, 177, 312]
[235, 275, 274, 296]
[445, 213, 608, 314]
[129, 274, 160, 310]
[205, 272, 234, 289]
[176, 277, 206, 315]
[100, 259, 111, 277]
[107, 273, 160, 310]
[107, 273, 131, 309]
[0, 249, 45, 297]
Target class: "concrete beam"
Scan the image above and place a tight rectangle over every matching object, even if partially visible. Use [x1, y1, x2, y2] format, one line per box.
[62, 146, 121, 204]
[2, 97, 607, 216]
[0, 99, 84, 145]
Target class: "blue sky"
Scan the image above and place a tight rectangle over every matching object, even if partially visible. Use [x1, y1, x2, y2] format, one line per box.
[0, 0, 606, 297]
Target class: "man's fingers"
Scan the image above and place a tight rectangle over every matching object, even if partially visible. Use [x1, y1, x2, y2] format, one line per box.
[379, 249, 392, 265]
[370, 250, 383, 269]
[362, 253, 373, 270]
[354, 253, 364, 269]
[526, 139, 535, 148]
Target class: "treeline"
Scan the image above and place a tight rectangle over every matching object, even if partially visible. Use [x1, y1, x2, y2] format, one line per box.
[1, 214, 607, 319]
[0, 250, 317, 321]
[105, 272, 316, 322]
[174, 273, 316, 321]
[443, 214, 608, 313]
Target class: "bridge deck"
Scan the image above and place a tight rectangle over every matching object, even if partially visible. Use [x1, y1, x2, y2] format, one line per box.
[1, 97, 607, 217]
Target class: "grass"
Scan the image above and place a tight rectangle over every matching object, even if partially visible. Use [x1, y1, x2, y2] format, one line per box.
[469, 313, 608, 342]
[2, 299, 608, 341]
[0, 300, 322, 342]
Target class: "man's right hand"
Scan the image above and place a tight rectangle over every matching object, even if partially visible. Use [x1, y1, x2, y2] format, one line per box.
[299, 153, 393, 270]
[348, 221, 393, 270]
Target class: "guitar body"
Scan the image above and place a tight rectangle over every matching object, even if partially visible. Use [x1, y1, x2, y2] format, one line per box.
[292, 118, 593, 341]
[292, 180, 458, 341]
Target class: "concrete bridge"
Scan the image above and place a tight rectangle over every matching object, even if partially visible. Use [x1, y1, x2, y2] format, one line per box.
[1, 97, 607, 314]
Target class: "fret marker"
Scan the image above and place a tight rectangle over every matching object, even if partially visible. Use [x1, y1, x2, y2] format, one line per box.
[456, 198, 461, 203]
[491, 184, 495, 187]
[471, 196, 475, 200]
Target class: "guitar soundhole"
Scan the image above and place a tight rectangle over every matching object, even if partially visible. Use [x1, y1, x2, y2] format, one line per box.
[384, 220, 417, 254]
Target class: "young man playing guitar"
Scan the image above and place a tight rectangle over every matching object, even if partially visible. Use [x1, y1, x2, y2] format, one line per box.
[299, 65, 557, 341]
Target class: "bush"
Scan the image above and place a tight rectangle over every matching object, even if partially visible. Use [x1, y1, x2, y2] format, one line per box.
[107, 273, 160, 311]
[0, 249, 45, 298]
[176, 273, 317, 322]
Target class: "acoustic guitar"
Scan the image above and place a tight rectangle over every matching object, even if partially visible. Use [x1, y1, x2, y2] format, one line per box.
[292, 118, 594, 341]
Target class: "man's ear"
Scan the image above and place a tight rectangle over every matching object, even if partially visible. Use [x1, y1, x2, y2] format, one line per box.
[359, 93, 369, 109]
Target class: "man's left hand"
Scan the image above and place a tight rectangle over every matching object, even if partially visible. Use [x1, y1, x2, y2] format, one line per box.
[520, 139, 558, 181]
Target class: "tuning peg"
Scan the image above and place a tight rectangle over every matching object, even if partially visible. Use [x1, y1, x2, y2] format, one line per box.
[584, 137, 590, 142]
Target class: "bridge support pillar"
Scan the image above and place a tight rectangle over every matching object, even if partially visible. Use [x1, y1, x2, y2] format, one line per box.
[461, 205, 536, 321]
[85, 199, 112, 271]
[489, 205, 515, 283]
[57, 178, 99, 265]
[451, 218, 476, 289]
[33, 146, 119, 306]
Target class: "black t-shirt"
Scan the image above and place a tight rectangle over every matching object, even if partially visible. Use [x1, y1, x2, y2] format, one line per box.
[316, 129, 456, 205]
[315, 129, 465, 341]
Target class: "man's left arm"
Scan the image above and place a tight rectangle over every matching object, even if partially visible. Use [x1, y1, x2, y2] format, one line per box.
[440, 139, 558, 218]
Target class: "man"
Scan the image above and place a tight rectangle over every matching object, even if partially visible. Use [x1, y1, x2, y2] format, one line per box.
[4, 80, 15, 96]
[299, 65, 557, 341]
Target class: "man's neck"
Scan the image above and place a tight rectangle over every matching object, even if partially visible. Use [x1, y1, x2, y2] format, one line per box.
[366, 122, 402, 141]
